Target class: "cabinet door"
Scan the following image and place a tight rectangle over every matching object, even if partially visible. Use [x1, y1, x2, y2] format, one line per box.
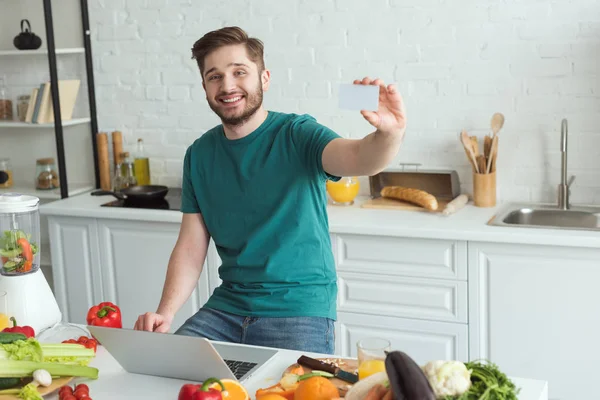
[47, 216, 101, 324]
[97, 219, 210, 332]
[469, 242, 600, 400]
[335, 312, 468, 364]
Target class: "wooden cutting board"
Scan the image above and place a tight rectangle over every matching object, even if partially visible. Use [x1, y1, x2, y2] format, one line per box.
[361, 196, 451, 212]
[0, 377, 72, 399]
[283, 357, 358, 397]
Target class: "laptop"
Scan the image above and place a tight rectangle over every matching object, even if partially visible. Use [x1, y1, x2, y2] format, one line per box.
[87, 325, 279, 382]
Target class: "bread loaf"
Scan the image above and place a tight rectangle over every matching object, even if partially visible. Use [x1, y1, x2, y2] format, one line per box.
[380, 186, 439, 211]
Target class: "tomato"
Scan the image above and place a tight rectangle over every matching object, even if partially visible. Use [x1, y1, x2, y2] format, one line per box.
[73, 388, 90, 399]
[61, 396, 77, 400]
[58, 385, 73, 398]
[74, 383, 89, 393]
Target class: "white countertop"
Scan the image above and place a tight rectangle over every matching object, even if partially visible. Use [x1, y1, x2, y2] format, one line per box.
[46, 343, 548, 400]
[39, 191, 600, 248]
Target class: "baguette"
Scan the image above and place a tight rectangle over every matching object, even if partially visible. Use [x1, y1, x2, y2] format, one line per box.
[380, 186, 439, 211]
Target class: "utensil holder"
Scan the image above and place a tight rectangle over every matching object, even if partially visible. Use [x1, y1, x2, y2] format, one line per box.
[473, 172, 496, 207]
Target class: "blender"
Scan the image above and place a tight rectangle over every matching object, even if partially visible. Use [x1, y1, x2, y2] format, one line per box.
[0, 193, 62, 335]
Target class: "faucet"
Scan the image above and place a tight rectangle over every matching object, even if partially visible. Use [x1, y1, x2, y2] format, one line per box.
[558, 118, 576, 210]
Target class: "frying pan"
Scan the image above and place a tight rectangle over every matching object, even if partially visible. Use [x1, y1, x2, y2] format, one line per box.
[91, 185, 169, 202]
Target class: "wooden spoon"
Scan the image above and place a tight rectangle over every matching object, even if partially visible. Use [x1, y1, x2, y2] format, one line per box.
[460, 130, 479, 173]
[491, 112, 505, 137]
[486, 135, 499, 173]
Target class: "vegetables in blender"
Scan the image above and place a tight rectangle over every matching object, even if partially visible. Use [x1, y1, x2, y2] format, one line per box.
[0, 230, 38, 273]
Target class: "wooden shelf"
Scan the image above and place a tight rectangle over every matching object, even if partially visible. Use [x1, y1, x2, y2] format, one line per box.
[0, 183, 94, 200]
[0, 48, 85, 56]
[0, 117, 90, 128]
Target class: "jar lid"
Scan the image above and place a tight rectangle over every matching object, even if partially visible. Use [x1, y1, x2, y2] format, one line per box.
[36, 158, 55, 165]
[0, 193, 39, 213]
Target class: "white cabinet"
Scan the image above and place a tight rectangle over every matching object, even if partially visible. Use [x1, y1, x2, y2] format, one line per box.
[335, 312, 469, 364]
[97, 219, 209, 332]
[469, 242, 600, 400]
[332, 233, 469, 361]
[47, 216, 102, 324]
[47, 216, 212, 331]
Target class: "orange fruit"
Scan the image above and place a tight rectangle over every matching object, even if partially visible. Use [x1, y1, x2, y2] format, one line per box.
[256, 395, 288, 400]
[209, 379, 250, 400]
[294, 376, 340, 400]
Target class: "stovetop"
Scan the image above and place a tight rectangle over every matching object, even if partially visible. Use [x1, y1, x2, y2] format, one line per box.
[101, 188, 182, 211]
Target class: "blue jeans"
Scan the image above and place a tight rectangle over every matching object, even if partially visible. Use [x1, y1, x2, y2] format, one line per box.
[174, 307, 335, 354]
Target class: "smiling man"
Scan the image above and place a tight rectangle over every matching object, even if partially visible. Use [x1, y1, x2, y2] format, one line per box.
[134, 26, 406, 354]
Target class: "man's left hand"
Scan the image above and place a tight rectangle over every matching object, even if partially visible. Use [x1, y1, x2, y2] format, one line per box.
[354, 77, 406, 136]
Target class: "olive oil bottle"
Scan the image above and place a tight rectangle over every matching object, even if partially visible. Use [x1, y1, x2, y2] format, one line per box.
[134, 138, 150, 185]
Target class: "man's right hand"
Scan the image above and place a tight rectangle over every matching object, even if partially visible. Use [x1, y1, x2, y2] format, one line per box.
[134, 312, 173, 333]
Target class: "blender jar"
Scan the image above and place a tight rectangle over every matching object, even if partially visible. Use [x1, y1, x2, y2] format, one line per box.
[0, 193, 40, 276]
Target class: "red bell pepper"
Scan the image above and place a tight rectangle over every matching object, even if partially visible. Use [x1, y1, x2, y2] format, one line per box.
[178, 378, 226, 400]
[2, 317, 35, 338]
[86, 302, 122, 328]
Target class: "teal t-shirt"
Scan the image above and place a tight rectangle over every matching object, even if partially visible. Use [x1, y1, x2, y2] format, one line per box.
[181, 111, 342, 320]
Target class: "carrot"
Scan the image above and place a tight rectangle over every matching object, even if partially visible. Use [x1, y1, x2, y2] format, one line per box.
[364, 384, 388, 400]
[382, 388, 394, 400]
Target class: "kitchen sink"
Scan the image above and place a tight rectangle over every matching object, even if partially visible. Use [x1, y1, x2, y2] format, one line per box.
[488, 203, 600, 231]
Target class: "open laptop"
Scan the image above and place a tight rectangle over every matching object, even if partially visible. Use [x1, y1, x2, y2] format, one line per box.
[87, 325, 279, 382]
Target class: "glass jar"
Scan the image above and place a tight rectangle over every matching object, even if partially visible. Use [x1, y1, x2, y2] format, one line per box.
[0, 159, 12, 189]
[35, 158, 59, 190]
[0, 76, 12, 121]
[16, 95, 30, 122]
[0, 193, 41, 276]
[326, 176, 360, 205]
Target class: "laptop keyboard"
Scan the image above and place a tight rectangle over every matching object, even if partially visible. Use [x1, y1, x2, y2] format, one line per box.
[224, 359, 258, 380]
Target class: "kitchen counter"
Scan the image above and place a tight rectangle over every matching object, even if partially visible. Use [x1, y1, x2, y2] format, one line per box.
[46, 342, 548, 400]
[40, 191, 600, 248]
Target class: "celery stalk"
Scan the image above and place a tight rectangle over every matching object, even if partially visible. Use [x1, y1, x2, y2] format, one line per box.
[0, 360, 98, 379]
[0, 340, 95, 365]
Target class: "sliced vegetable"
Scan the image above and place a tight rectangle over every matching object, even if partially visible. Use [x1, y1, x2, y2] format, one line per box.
[16, 239, 32, 263]
[0, 332, 27, 344]
[0, 230, 38, 274]
[298, 370, 334, 381]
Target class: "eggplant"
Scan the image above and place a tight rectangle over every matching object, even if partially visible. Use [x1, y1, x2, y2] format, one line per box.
[385, 350, 436, 400]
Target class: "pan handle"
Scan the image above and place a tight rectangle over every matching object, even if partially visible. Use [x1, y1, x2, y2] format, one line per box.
[91, 189, 127, 201]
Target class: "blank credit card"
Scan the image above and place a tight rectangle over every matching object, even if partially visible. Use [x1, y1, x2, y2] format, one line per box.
[338, 83, 379, 111]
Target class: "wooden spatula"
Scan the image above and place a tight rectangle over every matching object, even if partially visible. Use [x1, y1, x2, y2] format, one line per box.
[484, 135, 492, 159]
[460, 130, 479, 173]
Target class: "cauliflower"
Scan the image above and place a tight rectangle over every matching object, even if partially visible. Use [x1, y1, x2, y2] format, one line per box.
[422, 360, 472, 399]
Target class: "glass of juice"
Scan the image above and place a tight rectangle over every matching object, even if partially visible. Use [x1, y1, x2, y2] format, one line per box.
[0, 291, 10, 330]
[326, 176, 360, 205]
[357, 337, 391, 380]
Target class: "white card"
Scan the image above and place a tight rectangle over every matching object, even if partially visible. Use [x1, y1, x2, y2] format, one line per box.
[338, 83, 379, 111]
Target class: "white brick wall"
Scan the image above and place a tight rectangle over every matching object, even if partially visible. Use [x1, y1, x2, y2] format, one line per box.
[87, 0, 600, 203]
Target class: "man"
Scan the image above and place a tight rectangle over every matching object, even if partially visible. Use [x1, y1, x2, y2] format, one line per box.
[134, 26, 406, 354]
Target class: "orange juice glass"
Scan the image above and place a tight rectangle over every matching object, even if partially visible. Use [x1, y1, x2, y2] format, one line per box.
[357, 338, 391, 380]
[326, 176, 360, 205]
